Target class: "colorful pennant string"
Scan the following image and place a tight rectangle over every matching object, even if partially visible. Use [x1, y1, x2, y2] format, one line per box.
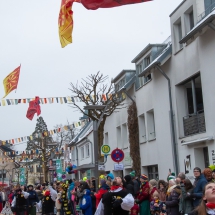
[0, 93, 124, 107]
[2, 119, 89, 146]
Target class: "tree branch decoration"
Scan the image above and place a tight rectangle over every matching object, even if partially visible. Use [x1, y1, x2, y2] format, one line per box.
[127, 102, 141, 176]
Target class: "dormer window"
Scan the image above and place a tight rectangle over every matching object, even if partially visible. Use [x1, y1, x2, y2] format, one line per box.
[115, 77, 126, 92]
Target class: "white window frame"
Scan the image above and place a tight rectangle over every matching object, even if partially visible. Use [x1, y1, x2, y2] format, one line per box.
[86, 144, 90, 157]
[81, 146, 84, 159]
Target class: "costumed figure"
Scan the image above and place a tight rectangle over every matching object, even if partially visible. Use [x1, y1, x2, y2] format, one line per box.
[11, 188, 29, 215]
[27, 185, 39, 215]
[136, 174, 150, 215]
[150, 192, 165, 215]
[67, 180, 75, 215]
[130, 202, 139, 215]
[55, 193, 62, 215]
[41, 186, 57, 215]
[80, 189, 92, 215]
[1, 201, 13, 215]
[61, 183, 71, 215]
[95, 177, 134, 215]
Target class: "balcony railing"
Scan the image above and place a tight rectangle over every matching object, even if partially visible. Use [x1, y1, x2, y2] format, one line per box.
[198, 2, 215, 22]
[183, 110, 206, 137]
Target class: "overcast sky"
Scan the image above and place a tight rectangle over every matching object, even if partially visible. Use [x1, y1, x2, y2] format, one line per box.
[0, 0, 182, 150]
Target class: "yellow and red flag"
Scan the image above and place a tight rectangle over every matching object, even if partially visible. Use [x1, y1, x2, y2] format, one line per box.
[58, 0, 80, 48]
[3, 65, 21, 98]
[59, 0, 151, 47]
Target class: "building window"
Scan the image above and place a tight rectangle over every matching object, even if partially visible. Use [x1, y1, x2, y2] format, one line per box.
[122, 123, 128, 148]
[117, 126, 122, 148]
[147, 165, 159, 180]
[105, 132, 109, 145]
[182, 74, 205, 136]
[173, 18, 183, 52]
[184, 7, 194, 33]
[139, 114, 147, 143]
[147, 109, 156, 141]
[144, 56, 152, 83]
[86, 144, 90, 157]
[115, 78, 126, 92]
[137, 64, 144, 87]
[72, 148, 76, 161]
[81, 147, 84, 159]
[0, 170, 6, 179]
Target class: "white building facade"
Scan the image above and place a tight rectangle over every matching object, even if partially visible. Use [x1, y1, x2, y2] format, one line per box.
[103, 0, 215, 181]
[70, 0, 215, 181]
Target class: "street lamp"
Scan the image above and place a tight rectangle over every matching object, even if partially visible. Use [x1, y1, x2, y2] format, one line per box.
[83, 105, 107, 191]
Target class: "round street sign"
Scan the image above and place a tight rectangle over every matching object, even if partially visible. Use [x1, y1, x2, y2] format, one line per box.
[111, 148, 124, 163]
[101, 145, 111, 154]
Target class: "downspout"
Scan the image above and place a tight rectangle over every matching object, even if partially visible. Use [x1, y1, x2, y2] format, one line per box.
[155, 65, 179, 175]
[75, 145, 78, 167]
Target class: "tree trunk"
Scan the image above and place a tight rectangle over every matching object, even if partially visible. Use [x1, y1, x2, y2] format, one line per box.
[98, 116, 106, 161]
[127, 102, 141, 176]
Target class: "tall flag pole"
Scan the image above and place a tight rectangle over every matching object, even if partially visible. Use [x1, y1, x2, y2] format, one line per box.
[3, 65, 21, 98]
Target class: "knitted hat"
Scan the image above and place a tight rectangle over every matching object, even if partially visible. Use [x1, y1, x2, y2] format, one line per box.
[107, 173, 114, 180]
[167, 174, 176, 181]
[129, 171, 135, 178]
[140, 174, 148, 180]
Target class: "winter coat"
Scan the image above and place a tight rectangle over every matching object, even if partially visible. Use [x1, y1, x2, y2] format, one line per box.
[157, 188, 167, 202]
[165, 187, 181, 215]
[95, 184, 109, 208]
[136, 182, 150, 203]
[179, 186, 194, 214]
[124, 176, 134, 196]
[192, 174, 207, 207]
[132, 179, 139, 197]
[149, 187, 158, 202]
[27, 190, 39, 206]
[102, 188, 134, 215]
[80, 189, 92, 215]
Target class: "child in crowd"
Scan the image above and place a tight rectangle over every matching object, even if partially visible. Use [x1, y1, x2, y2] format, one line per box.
[150, 192, 166, 215]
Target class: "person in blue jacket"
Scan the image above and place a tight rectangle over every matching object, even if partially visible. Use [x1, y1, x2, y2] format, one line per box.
[191, 167, 208, 208]
[80, 189, 92, 215]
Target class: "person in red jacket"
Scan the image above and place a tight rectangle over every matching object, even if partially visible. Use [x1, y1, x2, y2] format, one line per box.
[136, 174, 150, 215]
[95, 180, 110, 208]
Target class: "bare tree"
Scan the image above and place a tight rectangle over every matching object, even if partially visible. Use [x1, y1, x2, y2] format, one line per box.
[69, 72, 123, 160]
[53, 124, 78, 149]
[26, 117, 57, 182]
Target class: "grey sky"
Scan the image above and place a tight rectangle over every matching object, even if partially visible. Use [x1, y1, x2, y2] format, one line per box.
[0, 0, 182, 150]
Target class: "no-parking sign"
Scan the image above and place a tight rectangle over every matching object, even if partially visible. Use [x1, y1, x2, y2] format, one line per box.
[111, 148, 124, 163]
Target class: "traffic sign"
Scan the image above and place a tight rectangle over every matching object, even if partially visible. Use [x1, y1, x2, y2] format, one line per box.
[111, 148, 124, 163]
[101, 145, 111, 154]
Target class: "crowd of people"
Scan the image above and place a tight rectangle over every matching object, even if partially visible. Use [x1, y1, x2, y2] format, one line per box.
[1, 167, 215, 215]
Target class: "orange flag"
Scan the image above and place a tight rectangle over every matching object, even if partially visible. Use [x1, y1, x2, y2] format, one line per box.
[3, 65, 21, 98]
[58, 0, 80, 48]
